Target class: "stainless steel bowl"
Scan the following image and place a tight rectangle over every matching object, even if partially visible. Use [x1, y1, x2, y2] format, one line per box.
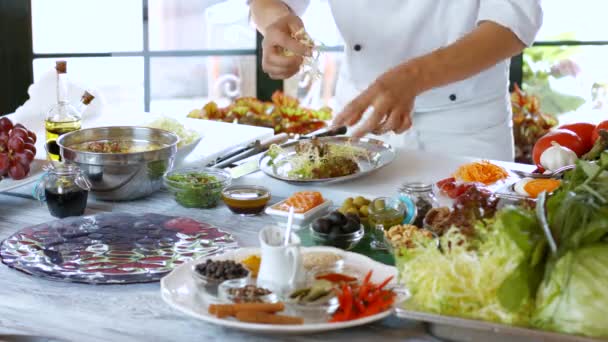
[57, 126, 178, 201]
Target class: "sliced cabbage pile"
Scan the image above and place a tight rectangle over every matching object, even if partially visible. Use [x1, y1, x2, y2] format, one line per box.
[146, 117, 200, 148]
[397, 208, 544, 326]
[396, 152, 608, 339]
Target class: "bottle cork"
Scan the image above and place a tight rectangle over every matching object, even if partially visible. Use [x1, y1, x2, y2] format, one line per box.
[56, 61, 67, 74]
[81, 91, 95, 105]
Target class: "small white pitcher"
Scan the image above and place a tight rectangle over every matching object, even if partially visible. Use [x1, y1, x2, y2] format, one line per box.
[257, 226, 305, 295]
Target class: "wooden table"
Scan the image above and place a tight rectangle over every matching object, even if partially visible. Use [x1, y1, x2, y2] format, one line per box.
[0, 186, 439, 342]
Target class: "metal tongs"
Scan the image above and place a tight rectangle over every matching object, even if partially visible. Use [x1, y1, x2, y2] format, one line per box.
[209, 125, 348, 168]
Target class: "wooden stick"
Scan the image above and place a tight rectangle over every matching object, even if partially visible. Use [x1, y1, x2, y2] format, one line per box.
[208, 302, 285, 318]
[235, 311, 304, 325]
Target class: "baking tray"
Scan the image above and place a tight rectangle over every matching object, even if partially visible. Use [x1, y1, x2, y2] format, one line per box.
[395, 308, 605, 342]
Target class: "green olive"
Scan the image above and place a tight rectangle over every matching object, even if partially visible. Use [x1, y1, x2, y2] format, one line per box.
[373, 199, 386, 211]
[353, 196, 367, 207]
[359, 205, 369, 217]
[346, 208, 360, 216]
[363, 198, 371, 205]
[343, 197, 354, 207]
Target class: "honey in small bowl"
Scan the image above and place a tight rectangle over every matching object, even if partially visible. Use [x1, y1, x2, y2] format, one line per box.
[221, 185, 271, 216]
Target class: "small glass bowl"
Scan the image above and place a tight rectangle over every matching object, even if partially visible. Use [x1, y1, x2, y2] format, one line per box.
[221, 185, 271, 216]
[163, 167, 231, 208]
[309, 223, 364, 250]
[284, 282, 340, 323]
[309, 262, 364, 283]
[190, 263, 249, 297]
[218, 278, 279, 304]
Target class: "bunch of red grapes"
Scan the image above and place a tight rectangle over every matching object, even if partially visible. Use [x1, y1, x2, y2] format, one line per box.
[0, 117, 37, 180]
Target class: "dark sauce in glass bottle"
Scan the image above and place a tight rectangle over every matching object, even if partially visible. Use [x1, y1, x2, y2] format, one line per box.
[45, 187, 88, 218]
[36, 164, 91, 218]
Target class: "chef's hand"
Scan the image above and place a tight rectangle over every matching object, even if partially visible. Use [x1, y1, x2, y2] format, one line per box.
[261, 14, 311, 80]
[333, 64, 420, 138]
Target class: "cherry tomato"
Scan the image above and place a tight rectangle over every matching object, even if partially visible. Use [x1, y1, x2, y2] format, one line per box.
[591, 120, 608, 143]
[532, 129, 586, 168]
[559, 122, 596, 152]
[436, 177, 456, 189]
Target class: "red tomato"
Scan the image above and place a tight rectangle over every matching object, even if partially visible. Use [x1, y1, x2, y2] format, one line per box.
[532, 129, 586, 167]
[591, 120, 608, 143]
[436, 177, 455, 189]
[559, 122, 596, 152]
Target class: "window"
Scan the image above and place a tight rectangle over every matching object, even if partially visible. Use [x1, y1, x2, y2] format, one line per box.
[30, 0, 257, 115]
[10, 0, 606, 122]
[522, 0, 608, 124]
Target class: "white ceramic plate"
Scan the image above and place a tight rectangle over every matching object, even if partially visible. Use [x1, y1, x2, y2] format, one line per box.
[161, 246, 398, 334]
[0, 159, 46, 192]
[264, 199, 332, 227]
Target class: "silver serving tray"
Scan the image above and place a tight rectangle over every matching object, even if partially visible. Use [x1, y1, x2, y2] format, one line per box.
[258, 136, 396, 185]
[395, 308, 606, 342]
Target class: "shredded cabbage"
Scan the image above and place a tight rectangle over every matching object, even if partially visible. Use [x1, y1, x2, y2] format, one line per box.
[147, 117, 200, 148]
[397, 208, 544, 326]
[281, 28, 323, 81]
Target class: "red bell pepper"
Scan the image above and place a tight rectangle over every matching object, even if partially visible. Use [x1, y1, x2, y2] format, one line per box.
[316, 273, 357, 283]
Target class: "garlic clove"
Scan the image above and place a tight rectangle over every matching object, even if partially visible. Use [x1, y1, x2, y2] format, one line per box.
[540, 141, 578, 172]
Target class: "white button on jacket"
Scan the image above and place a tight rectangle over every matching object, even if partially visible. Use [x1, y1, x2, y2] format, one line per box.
[279, 0, 544, 160]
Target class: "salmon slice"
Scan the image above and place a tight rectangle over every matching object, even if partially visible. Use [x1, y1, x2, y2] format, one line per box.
[275, 191, 324, 213]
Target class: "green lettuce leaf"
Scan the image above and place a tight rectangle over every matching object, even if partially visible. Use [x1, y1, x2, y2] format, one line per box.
[533, 244, 608, 338]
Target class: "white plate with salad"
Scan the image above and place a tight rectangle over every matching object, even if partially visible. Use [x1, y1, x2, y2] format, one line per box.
[258, 136, 396, 185]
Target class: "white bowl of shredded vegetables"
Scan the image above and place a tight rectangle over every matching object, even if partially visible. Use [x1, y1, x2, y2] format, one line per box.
[146, 116, 202, 165]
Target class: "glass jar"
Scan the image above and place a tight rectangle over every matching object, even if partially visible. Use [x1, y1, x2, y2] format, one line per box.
[398, 182, 439, 227]
[35, 164, 91, 218]
[368, 197, 406, 250]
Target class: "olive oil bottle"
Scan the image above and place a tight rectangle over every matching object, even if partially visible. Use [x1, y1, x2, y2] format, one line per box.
[45, 61, 94, 160]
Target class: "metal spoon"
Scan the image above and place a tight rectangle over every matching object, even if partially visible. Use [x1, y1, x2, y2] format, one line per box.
[511, 164, 575, 179]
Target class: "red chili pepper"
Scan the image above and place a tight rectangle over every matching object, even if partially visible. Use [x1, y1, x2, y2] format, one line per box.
[330, 272, 397, 323]
[329, 311, 346, 323]
[355, 298, 366, 314]
[377, 275, 394, 291]
[362, 270, 372, 285]
[342, 284, 353, 320]
[316, 273, 357, 283]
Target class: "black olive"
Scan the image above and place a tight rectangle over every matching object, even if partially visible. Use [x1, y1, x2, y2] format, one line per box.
[345, 213, 360, 224]
[329, 225, 342, 237]
[326, 211, 347, 226]
[342, 219, 360, 234]
[312, 218, 331, 234]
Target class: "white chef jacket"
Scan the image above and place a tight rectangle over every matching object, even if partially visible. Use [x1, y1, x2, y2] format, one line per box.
[279, 0, 543, 160]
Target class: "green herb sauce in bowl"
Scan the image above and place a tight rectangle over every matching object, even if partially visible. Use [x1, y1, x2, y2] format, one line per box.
[163, 167, 231, 208]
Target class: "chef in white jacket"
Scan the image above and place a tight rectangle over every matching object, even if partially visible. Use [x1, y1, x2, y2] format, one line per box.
[249, 0, 543, 161]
